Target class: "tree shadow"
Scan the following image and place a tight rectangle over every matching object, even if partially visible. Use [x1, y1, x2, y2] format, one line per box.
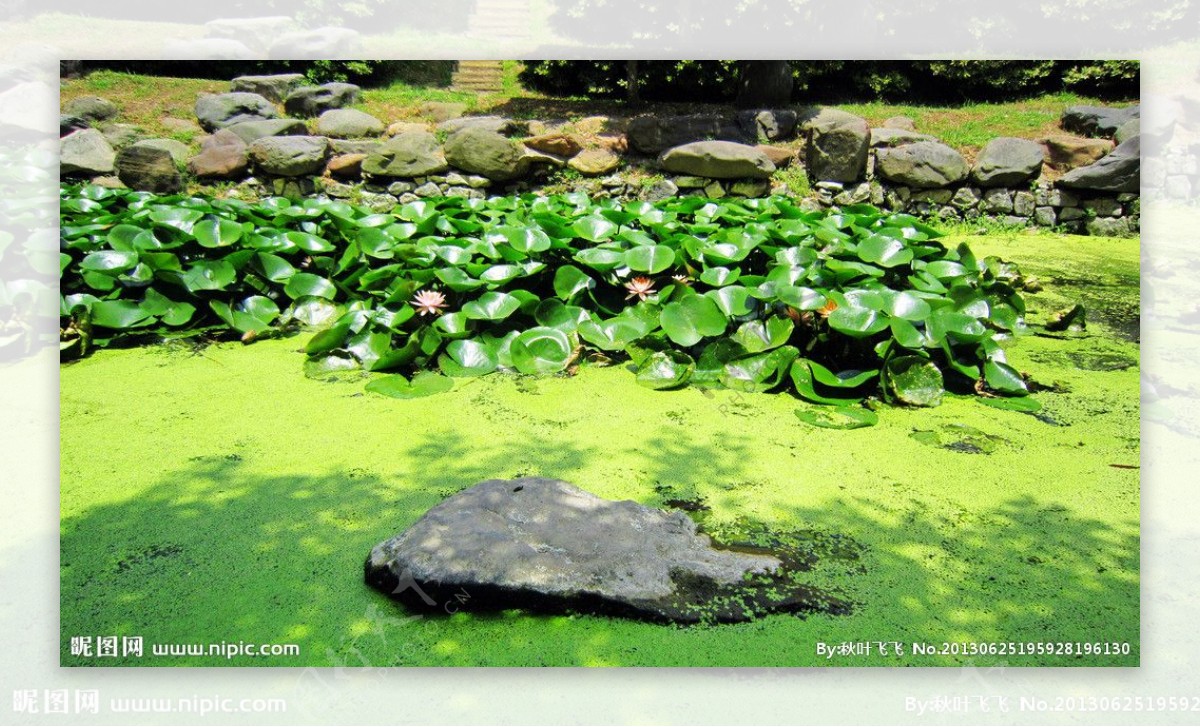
[59, 419, 1138, 666]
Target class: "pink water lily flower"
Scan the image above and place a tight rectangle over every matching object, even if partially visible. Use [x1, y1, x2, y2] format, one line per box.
[624, 276, 657, 301]
[411, 289, 448, 316]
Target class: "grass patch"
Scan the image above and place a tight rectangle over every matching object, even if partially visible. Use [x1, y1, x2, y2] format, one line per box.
[838, 92, 1133, 158]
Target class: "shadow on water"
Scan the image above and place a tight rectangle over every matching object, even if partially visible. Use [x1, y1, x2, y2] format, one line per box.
[60, 423, 1139, 665]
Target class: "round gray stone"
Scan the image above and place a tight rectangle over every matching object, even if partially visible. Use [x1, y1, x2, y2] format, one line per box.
[195, 92, 279, 132]
[224, 119, 309, 145]
[971, 137, 1045, 187]
[362, 132, 449, 178]
[60, 128, 115, 175]
[283, 83, 361, 117]
[230, 74, 307, 104]
[315, 108, 385, 139]
[874, 141, 969, 188]
[658, 140, 775, 179]
[443, 128, 528, 181]
[63, 96, 118, 123]
[247, 136, 329, 177]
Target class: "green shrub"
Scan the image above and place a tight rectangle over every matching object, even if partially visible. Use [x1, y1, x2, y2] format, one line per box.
[519, 60, 1139, 103]
[1059, 60, 1140, 97]
[60, 185, 1039, 417]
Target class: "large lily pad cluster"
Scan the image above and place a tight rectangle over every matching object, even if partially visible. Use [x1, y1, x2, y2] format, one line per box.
[60, 184, 1033, 413]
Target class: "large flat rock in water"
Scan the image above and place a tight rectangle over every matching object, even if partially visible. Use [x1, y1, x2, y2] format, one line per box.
[365, 477, 846, 623]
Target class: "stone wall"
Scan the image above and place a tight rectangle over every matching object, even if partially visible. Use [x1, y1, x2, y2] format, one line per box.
[60, 74, 1142, 236]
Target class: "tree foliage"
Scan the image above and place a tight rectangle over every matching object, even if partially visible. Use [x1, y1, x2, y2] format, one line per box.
[519, 60, 1139, 103]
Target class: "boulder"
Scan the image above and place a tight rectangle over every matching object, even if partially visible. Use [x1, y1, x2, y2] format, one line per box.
[756, 144, 795, 167]
[247, 135, 329, 176]
[315, 108, 385, 139]
[626, 114, 749, 154]
[970, 137, 1045, 187]
[874, 141, 969, 188]
[131, 138, 190, 168]
[100, 123, 143, 150]
[418, 102, 468, 122]
[195, 92, 278, 132]
[386, 121, 430, 137]
[160, 38, 258, 60]
[224, 118, 308, 144]
[327, 153, 367, 179]
[802, 109, 870, 183]
[60, 114, 89, 137]
[284, 83, 361, 117]
[736, 109, 798, 141]
[364, 477, 844, 623]
[443, 128, 528, 181]
[361, 132, 449, 178]
[658, 140, 775, 179]
[437, 115, 527, 137]
[567, 148, 620, 176]
[267, 27, 362, 58]
[574, 115, 616, 135]
[523, 132, 583, 158]
[187, 129, 248, 179]
[205, 16, 296, 52]
[882, 115, 917, 131]
[869, 128, 937, 148]
[1061, 104, 1140, 137]
[329, 139, 382, 155]
[60, 129, 115, 175]
[116, 144, 182, 193]
[1115, 118, 1140, 145]
[63, 96, 117, 123]
[230, 73, 307, 103]
[1039, 135, 1114, 172]
[1057, 136, 1140, 193]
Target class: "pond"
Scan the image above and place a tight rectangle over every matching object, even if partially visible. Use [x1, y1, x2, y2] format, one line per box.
[59, 230, 1138, 666]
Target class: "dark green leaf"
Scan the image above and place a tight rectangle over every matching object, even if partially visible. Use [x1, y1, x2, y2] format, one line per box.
[635, 350, 695, 390]
[510, 326, 574, 374]
[285, 273, 338, 300]
[886, 355, 944, 407]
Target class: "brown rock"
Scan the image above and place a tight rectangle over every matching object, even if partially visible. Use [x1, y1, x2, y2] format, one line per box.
[327, 153, 366, 179]
[757, 144, 795, 168]
[386, 121, 430, 137]
[1039, 135, 1115, 173]
[597, 134, 628, 153]
[187, 129, 248, 179]
[524, 133, 583, 158]
[574, 116, 614, 135]
[568, 148, 620, 176]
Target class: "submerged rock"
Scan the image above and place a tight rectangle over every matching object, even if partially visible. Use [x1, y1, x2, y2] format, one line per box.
[365, 477, 847, 623]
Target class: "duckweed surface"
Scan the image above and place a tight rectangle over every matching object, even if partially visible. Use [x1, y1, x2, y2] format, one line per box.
[60, 231, 1139, 666]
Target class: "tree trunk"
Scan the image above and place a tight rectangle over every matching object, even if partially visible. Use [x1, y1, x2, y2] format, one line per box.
[626, 60, 640, 105]
[735, 61, 793, 109]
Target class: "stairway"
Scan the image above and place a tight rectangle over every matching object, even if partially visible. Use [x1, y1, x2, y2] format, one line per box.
[450, 60, 507, 93]
[466, 0, 533, 43]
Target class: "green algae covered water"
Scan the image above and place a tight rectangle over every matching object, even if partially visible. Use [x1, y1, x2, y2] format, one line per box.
[60, 231, 1139, 667]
